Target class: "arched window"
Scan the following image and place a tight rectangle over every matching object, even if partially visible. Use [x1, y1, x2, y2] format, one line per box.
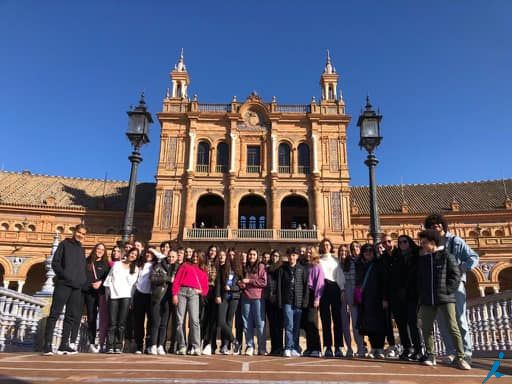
[196, 141, 210, 172]
[258, 216, 266, 229]
[482, 230, 491, 237]
[216, 142, 229, 173]
[27, 224, 36, 232]
[495, 229, 505, 237]
[56, 226, 64, 234]
[240, 216, 247, 229]
[278, 143, 291, 173]
[249, 216, 257, 229]
[14, 224, 22, 231]
[298, 143, 310, 174]
[0, 223, 8, 231]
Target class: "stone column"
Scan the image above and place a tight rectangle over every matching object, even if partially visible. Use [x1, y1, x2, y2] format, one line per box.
[228, 183, 237, 229]
[271, 134, 277, 173]
[311, 133, 319, 174]
[17, 281, 25, 293]
[312, 174, 323, 234]
[230, 133, 237, 172]
[187, 132, 196, 172]
[271, 185, 280, 230]
[2, 280, 8, 289]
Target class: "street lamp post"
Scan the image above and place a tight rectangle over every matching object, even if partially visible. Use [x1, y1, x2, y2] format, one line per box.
[357, 96, 383, 245]
[121, 93, 153, 244]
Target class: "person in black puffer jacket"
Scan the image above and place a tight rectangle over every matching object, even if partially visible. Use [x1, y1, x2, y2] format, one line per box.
[266, 250, 284, 356]
[416, 229, 470, 370]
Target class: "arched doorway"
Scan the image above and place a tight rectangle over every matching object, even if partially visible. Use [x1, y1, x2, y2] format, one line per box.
[498, 267, 512, 292]
[0, 264, 4, 288]
[466, 270, 480, 299]
[23, 262, 46, 295]
[239, 195, 266, 229]
[281, 195, 309, 229]
[195, 194, 225, 228]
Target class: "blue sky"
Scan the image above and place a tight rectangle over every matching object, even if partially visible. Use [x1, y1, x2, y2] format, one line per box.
[1, 0, 510, 186]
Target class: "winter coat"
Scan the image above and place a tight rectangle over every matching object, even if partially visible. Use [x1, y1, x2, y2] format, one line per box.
[277, 263, 309, 309]
[84, 259, 110, 294]
[383, 247, 419, 303]
[356, 258, 388, 335]
[214, 263, 241, 301]
[52, 238, 87, 289]
[417, 246, 461, 306]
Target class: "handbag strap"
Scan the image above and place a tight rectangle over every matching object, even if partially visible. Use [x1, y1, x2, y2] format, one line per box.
[361, 263, 374, 291]
[91, 262, 98, 281]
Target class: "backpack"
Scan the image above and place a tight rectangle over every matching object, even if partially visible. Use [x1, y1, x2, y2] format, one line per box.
[150, 261, 168, 286]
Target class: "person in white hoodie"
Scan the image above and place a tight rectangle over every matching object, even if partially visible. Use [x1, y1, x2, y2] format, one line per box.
[103, 247, 140, 354]
[318, 238, 345, 358]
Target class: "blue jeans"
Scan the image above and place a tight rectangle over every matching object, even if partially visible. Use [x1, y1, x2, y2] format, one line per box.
[436, 281, 472, 358]
[241, 297, 266, 352]
[283, 304, 302, 351]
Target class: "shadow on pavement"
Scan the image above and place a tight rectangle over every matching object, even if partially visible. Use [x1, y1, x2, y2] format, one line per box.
[0, 375, 33, 383]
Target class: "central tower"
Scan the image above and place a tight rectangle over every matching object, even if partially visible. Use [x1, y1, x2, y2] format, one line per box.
[150, 51, 352, 248]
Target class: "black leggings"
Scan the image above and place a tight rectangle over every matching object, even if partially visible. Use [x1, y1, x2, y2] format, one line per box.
[201, 290, 218, 348]
[266, 300, 283, 353]
[304, 289, 321, 352]
[368, 332, 385, 349]
[319, 280, 343, 349]
[151, 289, 171, 347]
[217, 298, 238, 346]
[107, 298, 130, 350]
[133, 289, 152, 350]
[84, 291, 100, 345]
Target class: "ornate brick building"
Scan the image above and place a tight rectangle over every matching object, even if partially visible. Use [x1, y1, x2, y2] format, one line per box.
[0, 52, 511, 298]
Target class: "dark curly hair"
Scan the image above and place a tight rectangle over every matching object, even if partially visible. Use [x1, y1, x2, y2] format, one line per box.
[424, 213, 448, 233]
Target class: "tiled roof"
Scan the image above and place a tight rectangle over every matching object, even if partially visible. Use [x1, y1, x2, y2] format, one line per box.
[0, 171, 155, 212]
[350, 179, 512, 215]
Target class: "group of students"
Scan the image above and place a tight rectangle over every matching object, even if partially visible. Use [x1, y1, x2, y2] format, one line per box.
[42, 213, 478, 371]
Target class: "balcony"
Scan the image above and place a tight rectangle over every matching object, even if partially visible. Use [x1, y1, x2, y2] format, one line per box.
[215, 165, 228, 173]
[278, 165, 291, 174]
[184, 228, 319, 242]
[195, 164, 210, 173]
[246, 165, 261, 174]
[298, 165, 311, 175]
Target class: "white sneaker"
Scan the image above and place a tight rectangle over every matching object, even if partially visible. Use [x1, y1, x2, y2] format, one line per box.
[376, 349, 386, 359]
[291, 349, 301, 357]
[283, 349, 292, 357]
[202, 344, 212, 356]
[88, 344, 99, 353]
[157, 345, 166, 355]
[135, 350, 142, 355]
[245, 346, 254, 356]
[386, 347, 397, 358]
[149, 345, 158, 355]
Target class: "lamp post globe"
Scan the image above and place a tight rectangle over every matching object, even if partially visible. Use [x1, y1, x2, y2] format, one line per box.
[357, 96, 383, 245]
[121, 93, 153, 244]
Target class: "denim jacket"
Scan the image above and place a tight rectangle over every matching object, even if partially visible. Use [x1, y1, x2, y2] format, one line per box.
[444, 232, 479, 283]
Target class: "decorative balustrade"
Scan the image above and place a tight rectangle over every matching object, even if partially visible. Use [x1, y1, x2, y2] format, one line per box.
[198, 103, 231, 112]
[184, 228, 319, 241]
[246, 165, 261, 173]
[195, 164, 210, 173]
[433, 290, 512, 357]
[278, 165, 291, 174]
[0, 287, 45, 352]
[215, 164, 227, 173]
[276, 104, 311, 113]
[298, 165, 311, 175]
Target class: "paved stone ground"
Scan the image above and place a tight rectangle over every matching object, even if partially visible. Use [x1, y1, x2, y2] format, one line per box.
[0, 353, 504, 384]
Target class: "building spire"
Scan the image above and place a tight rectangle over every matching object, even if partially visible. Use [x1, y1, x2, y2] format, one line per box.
[174, 48, 187, 72]
[324, 49, 336, 74]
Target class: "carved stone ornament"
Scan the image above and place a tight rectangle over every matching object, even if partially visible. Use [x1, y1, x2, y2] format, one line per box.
[6, 255, 28, 274]
[480, 263, 495, 281]
[244, 110, 261, 127]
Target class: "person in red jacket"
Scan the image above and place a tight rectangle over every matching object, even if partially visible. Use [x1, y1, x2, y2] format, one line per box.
[172, 250, 208, 355]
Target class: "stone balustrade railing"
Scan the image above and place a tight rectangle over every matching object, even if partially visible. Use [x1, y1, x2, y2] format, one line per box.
[433, 290, 512, 357]
[184, 228, 319, 242]
[0, 287, 46, 352]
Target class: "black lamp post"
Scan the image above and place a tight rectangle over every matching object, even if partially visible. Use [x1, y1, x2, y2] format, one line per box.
[357, 96, 383, 245]
[121, 93, 153, 244]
